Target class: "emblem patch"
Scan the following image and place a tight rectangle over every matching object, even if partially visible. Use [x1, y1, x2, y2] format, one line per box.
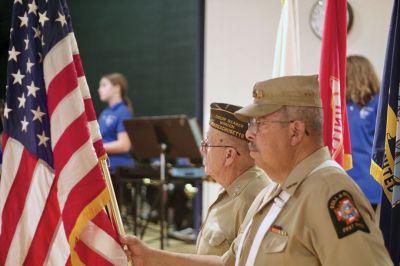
[328, 190, 370, 239]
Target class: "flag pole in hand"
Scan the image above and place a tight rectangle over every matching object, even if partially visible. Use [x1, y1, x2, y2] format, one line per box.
[99, 157, 134, 266]
[99, 157, 125, 236]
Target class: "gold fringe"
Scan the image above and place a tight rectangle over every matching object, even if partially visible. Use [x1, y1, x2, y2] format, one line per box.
[370, 159, 383, 185]
[343, 153, 353, 171]
[69, 188, 110, 265]
[99, 158, 126, 236]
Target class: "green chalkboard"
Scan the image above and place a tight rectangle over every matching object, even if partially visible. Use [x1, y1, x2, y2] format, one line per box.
[68, 0, 201, 117]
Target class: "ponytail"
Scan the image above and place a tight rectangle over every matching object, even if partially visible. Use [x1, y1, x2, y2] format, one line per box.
[122, 94, 134, 114]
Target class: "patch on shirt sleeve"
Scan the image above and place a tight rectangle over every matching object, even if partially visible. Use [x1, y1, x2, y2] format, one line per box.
[328, 190, 370, 239]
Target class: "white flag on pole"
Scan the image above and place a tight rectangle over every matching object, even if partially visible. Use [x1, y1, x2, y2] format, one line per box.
[272, 0, 301, 77]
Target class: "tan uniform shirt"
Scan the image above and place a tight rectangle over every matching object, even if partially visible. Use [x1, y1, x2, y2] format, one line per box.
[196, 166, 270, 256]
[223, 147, 392, 266]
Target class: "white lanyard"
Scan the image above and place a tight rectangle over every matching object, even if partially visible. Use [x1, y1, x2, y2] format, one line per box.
[234, 189, 290, 266]
[234, 159, 343, 266]
[309, 159, 344, 175]
[234, 217, 253, 266]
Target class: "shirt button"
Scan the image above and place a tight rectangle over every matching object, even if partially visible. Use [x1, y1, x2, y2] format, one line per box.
[233, 187, 240, 196]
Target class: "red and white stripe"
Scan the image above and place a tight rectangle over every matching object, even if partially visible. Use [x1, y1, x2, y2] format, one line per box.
[0, 33, 126, 265]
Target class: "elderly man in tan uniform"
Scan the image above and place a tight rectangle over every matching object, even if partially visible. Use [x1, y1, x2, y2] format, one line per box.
[196, 102, 269, 255]
[121, 102, 269, 260]
[222, 75, 392, 266]
[122, 76, 392, 266]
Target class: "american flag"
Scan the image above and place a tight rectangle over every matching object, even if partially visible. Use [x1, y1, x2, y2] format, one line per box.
[0, 0, 127, 265]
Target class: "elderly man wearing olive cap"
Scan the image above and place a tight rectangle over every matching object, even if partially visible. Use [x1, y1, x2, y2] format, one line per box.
[121, 103, 270, 261]
[122, 75, 391, 266]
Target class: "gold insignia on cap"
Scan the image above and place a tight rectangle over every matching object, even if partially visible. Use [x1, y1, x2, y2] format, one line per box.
[253, 89, 264, 99]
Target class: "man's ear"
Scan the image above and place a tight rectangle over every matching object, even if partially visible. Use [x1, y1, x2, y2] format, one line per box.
[290, 121, 307, 145]
[224, 148, 236, 166]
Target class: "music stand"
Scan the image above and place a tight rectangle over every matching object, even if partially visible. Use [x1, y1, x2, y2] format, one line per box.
[124, 115, 202, 249]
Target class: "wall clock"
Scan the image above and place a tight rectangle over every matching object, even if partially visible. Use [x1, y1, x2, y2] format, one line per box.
[309, 0, 354, 39]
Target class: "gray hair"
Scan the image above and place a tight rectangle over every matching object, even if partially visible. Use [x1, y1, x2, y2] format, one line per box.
[222, 133, 250, 154]
[279, 106, 324, 145]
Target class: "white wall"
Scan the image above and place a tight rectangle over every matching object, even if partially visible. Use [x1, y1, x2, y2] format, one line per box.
[202, 0, 392, 214]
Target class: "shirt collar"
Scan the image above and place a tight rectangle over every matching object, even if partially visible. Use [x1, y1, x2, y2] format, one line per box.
[224, 165, 264, 198]
[282, 147, 331, 196]
[110, 101, 124, 110]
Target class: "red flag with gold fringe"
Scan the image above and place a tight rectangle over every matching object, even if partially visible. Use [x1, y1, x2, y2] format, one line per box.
[319, 0, 352, 169]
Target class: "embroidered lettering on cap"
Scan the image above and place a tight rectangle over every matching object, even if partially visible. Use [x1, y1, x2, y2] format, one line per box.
[209, 103, 248, 140]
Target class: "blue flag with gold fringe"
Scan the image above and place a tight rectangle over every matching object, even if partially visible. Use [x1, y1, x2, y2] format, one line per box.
[370, 0, 400, 264]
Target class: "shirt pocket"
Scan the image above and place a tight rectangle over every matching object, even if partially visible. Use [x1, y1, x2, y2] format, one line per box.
[262, 234, 288, 253]
[203, 227, 227, 247]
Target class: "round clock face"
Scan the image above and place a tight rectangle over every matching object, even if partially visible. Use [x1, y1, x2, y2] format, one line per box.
[309, 1, 325, 39]
[309, 0, 353, 39]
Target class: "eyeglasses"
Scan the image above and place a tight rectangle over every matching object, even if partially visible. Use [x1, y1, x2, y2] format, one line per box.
[200, 140, 241, 155]
[248, 118, 310, 135]
[247, 118, 293, 131]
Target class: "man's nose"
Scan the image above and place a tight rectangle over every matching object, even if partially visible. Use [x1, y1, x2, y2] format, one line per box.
[246, 128, 256, 141]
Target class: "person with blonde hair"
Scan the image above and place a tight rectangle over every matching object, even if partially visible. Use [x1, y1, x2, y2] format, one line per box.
[346, 55, 381, 210]
[98, 72, 134, 172]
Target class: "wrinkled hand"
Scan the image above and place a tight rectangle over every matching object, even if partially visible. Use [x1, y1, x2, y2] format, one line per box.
[120, 235, 153, 266]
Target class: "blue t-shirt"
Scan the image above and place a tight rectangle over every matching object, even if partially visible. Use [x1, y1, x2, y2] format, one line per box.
[98, 101, 134, 171]
[346, 96, 381, 204]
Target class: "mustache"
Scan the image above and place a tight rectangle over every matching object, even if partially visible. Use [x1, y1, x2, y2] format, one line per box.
[248, 142, 258, 151]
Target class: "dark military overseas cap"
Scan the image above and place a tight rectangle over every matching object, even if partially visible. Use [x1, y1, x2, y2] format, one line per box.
[209, 103, 248, 140]
[234, 75, 322, 121]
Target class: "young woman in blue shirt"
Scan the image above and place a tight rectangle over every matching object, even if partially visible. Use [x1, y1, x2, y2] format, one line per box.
[346, 55, 381, 210]
[98, 73, 134, 172]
